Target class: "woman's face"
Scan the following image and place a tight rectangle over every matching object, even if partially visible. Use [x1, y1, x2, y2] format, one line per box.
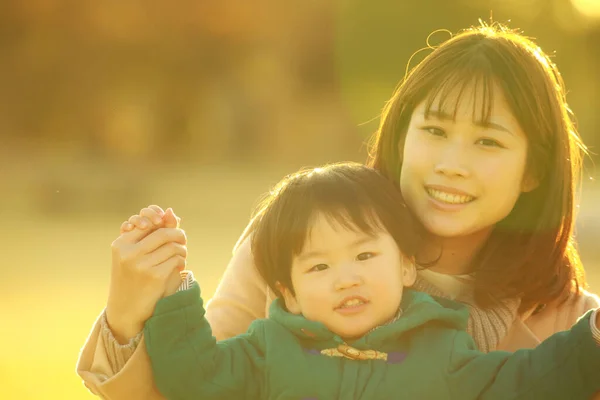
[400, 84, 533, 238]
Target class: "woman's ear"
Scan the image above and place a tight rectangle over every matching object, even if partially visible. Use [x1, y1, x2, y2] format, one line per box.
[402, 258, 417, 287]
[521, 172, 540, 193]
[276, 282, 301, 314]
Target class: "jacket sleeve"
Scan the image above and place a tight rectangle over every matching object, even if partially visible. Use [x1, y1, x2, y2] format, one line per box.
[445, 310, 600, 400]
[205, 232, 269, 340]
[75, 227, 267, 398]
[144, 281, 265, 400]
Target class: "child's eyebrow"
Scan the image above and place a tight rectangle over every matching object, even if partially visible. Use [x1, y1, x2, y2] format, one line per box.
[297, 236, 377, 262]
[346, 236, 377, 249]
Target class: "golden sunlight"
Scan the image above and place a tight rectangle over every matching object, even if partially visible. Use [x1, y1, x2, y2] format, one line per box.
[571, 0, 600, 18]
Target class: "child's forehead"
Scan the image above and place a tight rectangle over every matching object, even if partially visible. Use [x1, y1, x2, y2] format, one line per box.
[307, 212, 365, 233]
[300, 212, 383, 248]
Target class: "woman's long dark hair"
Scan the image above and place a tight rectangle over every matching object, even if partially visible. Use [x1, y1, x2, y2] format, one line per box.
[368, 22, 587, 312]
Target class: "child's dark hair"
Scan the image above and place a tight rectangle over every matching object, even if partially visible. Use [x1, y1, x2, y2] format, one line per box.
[250, 162, 421, 297]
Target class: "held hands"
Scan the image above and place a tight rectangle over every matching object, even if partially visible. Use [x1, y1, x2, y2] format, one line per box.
[106, 205, 187, 343]
[120, 205, 181, 235]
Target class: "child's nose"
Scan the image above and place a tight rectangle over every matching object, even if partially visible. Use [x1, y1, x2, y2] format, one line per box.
[334, 266, 363, 290]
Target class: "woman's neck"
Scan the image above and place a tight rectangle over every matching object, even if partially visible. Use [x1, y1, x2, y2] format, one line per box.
[419, 228, 493, 275]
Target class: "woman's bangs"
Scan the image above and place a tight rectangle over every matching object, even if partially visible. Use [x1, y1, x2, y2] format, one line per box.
[422, 61, 497, 125]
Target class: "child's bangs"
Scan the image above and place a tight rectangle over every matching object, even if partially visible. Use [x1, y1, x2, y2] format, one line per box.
[292, 181, 388, 256]
[316, 203, 385, 238]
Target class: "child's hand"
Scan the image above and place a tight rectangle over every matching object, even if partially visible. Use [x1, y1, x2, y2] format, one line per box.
[120, 205, 181, 233]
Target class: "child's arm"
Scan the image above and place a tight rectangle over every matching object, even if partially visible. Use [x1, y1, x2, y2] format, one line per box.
[445, 309, 600, 399]
[143, 275, 265, 400]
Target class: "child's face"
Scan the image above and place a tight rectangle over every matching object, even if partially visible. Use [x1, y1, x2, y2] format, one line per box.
[279, 213, 416, 340]
[399, 82, 534, 239]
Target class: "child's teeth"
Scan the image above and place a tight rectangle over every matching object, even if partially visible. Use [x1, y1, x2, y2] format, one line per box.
[427, 189, 473, 204]
[342, 299, 364, 307]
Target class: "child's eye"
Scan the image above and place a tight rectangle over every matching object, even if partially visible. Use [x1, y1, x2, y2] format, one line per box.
[423, 126, 446, 137]
[476, 138, 504, 148]
[356, 252, 375, 261]
[309, 264, 328, 272]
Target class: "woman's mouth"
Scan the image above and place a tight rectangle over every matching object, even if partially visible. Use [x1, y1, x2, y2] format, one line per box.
[426, 188, 474, 204]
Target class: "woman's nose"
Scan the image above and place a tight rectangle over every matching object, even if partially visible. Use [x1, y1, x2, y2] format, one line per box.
[433, 141, 471, 178]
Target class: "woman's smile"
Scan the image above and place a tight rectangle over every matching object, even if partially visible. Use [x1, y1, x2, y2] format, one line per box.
[425, 186, 475, 205]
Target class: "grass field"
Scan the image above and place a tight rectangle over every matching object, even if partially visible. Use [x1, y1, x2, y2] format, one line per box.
[1, 164, 598, 399]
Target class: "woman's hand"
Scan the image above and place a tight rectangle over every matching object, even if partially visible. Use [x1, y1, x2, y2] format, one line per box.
[105, 206, 187, 344]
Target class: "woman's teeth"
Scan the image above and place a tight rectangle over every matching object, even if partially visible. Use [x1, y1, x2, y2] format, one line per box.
[427, 188, 474, 204]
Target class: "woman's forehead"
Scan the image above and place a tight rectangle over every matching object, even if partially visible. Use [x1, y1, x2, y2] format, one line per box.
[419, 80, 516, 123]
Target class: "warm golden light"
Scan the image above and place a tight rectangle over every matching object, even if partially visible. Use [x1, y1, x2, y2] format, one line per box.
[571, 0, 600, 18]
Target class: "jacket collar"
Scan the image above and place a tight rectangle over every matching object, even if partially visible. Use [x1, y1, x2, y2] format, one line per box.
[268, 289, 470, 349]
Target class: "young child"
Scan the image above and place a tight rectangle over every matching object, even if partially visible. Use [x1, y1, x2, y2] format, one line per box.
[143, 162, 600, 400]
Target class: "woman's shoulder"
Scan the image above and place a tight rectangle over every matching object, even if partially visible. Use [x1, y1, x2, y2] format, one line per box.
[523, 288, 599, 338]
[578, 288, 600, 309]
[552, 288, 600, 314]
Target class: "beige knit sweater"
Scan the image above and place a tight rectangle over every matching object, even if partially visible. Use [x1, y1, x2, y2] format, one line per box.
[77, 236, 600, 400]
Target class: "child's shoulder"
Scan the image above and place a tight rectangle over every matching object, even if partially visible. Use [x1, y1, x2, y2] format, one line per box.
[404, 288, 469, 313]
[401, 289, 471, 331]
[247, 317, 293, 337]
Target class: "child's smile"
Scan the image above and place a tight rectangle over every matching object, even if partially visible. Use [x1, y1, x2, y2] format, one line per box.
[335, 296, 370, 315]
[279, 213, 416, 339]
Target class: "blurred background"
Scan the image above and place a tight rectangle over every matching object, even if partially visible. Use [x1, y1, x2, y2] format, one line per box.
[1, 0, 600, 398]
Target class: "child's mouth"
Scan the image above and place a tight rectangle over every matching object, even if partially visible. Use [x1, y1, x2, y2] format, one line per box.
[338, 298, 366, 308]
[335, 297, 369, 314]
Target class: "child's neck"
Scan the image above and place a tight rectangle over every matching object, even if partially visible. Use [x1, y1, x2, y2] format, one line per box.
[419, 228, 492, 275]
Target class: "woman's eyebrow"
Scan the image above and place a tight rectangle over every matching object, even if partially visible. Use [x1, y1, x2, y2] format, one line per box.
[475, 120, 513, 135]
[424, 110, 513, 135]
[423, 109, 453, 120]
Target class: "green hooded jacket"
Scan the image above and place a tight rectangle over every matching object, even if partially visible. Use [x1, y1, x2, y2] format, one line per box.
[145, 282, 600, 399]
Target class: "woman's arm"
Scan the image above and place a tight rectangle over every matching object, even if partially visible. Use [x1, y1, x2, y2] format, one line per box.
[205, 233, 269, 340]
[77, 216, 268, 398]
[76, 272, 194, 400]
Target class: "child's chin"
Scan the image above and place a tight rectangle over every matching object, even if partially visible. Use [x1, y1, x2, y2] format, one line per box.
[338, 330, 369, 342]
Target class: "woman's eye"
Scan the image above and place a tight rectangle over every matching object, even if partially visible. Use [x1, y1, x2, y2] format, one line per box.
[356, 252, 375, 261]
[423, 126, 446, 137]
[309, 264, 328, 272]
[476, 138, 503, 148]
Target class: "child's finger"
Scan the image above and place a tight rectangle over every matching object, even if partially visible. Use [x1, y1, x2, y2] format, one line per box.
[140, 207, 165, 225]
[128, 215, 153, 229]
[148, 205, 165, 217]
[120, 221, 133, 233]
[166, 208, 181, 228]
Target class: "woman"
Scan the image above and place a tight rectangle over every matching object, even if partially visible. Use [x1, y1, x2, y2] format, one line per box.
[77, 22, 600, 399]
